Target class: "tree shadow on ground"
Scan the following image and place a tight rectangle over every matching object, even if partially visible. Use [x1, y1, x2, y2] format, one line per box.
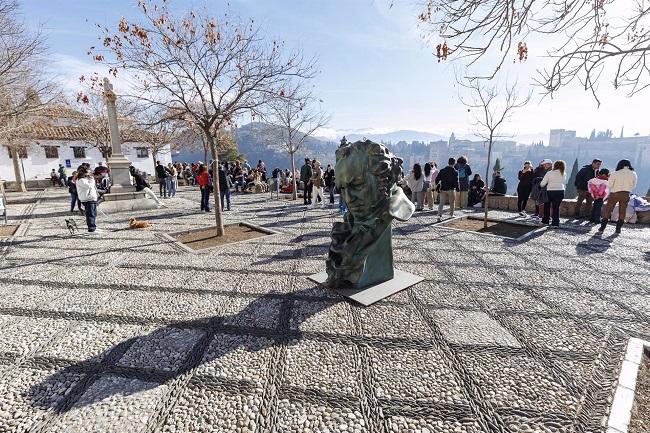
[9, 210, 86, 220]
[27, 287, 338, 413]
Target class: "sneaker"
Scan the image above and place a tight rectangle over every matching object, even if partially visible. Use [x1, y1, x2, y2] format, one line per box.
[437, 217, 442, 222]
[518, 211, 526, 216]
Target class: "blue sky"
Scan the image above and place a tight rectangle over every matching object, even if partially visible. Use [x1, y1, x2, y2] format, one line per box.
[20, 0, 650, 141]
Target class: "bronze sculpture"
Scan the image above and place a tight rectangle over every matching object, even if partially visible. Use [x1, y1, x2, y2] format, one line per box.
[325, 140, 415, 290]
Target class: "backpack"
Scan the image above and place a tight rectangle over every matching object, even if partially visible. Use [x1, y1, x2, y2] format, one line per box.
[458, 165, 467, 179]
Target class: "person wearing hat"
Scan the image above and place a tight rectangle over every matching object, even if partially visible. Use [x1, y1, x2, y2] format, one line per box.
[300, 157, 313, 205]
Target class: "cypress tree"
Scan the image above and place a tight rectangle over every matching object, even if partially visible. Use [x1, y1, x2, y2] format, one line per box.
[565, 158, 579, 198]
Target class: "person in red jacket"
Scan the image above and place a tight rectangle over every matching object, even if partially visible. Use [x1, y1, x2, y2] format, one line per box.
[196, 164, 211, 212]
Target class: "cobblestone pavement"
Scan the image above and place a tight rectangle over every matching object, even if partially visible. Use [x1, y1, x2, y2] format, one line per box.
[1, 187, 649, 433]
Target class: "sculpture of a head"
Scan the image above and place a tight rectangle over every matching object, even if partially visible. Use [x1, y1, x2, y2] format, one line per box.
[335, 140, 406, 222]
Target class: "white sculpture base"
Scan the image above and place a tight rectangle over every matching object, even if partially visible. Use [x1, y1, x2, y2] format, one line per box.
[100, 192, 159, 214]
[307, 269, 423, 306]
[107, 153, 135, 190]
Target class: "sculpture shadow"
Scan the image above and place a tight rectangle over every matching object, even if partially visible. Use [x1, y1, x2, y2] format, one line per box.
[252, 242, 330, 266]
[27, 287, 337, 413]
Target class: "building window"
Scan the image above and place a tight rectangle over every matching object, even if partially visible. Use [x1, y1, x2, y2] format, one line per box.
[44, 146, 59, 159]
[72, 146, 86, 159]
[135, 147, 149, 158]
[7, 146, 27, 159]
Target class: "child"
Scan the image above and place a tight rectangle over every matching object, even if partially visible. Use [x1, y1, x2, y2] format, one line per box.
[587, 168, 610, 223]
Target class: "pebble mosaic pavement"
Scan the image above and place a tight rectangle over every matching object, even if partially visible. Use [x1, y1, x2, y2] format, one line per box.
[0, 187, 649, 433]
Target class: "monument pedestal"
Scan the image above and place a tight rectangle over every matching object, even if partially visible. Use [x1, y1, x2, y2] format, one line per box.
[107, 153, 135, 192]
[307, 269, 423, 307]
[100, 191, 160, 214]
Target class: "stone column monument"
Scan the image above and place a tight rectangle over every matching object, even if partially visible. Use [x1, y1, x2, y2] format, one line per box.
[99, 78, 158, 213]
[103, 78, 135, 192]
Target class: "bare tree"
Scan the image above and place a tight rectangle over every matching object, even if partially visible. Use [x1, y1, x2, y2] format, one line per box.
[178, 125, 239, 165]
[130, 105, 184, 168]
[419, 0, 650, 104]
[458, 79, 529, 228]
[0, 0, 58, 191]
[92, 0, 316, 236]
[266, 82, 329, 200]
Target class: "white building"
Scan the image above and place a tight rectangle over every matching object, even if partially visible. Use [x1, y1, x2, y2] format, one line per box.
[0, 106, 172, 184]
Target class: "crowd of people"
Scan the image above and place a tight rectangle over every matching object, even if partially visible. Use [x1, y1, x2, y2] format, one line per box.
[400, 155, 639, 233]
[64, 161, 113, 234]
[57, 151, 640, 236]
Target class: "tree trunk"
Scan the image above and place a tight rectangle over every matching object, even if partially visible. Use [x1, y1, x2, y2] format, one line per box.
[290, 151, 297, 200]
[484, 135, 493, 229]
[203, 143, 208, 166]
[151, 151, 158, 177]
[10, 147, 26, 192]
[206, 132, 224, 236]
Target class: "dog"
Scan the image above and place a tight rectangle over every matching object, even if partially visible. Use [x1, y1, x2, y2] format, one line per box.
[65, 218, 79, 234]
[128, 217, 152, 229]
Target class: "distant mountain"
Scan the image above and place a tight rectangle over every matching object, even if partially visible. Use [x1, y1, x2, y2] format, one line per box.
[174, 122, 338, 170]
[235, 123, 338, 170]
[343, 129, 447, 144]
[173, 123, 551, 171]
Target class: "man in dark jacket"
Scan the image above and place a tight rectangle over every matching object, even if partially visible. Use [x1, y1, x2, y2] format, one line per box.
[574, 159, 602, 217]
[300, 158, 313, 205]
[436, 157, 458, 221]
[155, 161, 168, 198]
[219, 162, 232, 211]
[490, 171, 507, 195]
[130, 165, 165, 207]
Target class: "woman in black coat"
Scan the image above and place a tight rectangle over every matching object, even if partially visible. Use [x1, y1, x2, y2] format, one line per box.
[468, 174, 485, 207]
[517, 160, 535, 215]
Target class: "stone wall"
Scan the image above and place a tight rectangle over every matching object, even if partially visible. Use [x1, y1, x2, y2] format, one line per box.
[485, 195, 650, 224]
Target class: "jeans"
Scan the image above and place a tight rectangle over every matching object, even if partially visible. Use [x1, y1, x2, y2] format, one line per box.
[303, 182, 312, 204]
[574, 189, 592, 217]
[517, 187, 532, 212]
[438, 190, 456, 217]
[329, 186, 335, 203]
[603, 191, 630, 221]
[70, 192, 82, 211]
[590, 198, 604, 222]
[220, 188, 231, 210]
[339, 194, 347, 214]
[168, 177, 177, 197]
[200, 187, 211, 211]
[83, 201, 97, 232]
[411, 191, 424, 210]
[159, 178, 167, 197]
[543, 190, 565, 226]
[424, 189, 434, 209]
